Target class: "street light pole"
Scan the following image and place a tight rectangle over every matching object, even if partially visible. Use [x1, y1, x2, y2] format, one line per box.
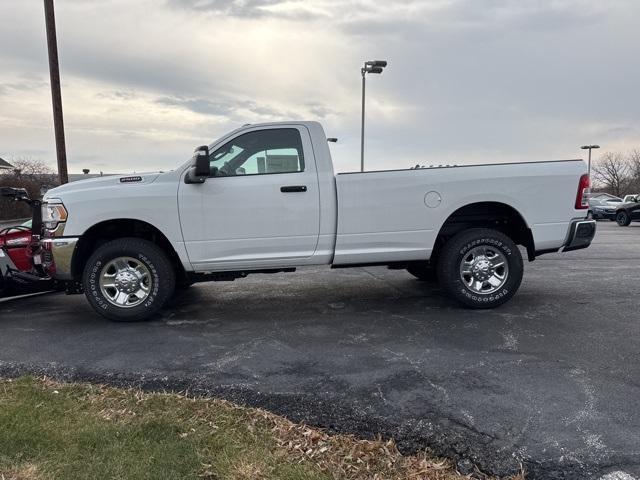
[360, 68, 366, 173]
[580, 144, 600, 178]
[44, 0, 69, 185]
[360, 60, 387, 172]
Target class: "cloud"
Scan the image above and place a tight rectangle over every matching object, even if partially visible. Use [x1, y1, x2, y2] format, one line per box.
[155, 95, 284, 118]
[155, 95, 337, 124]
[0, 0, 639, 174]
[0, 79, 48, 97]
[166, 0, 326, 19]
[95, 90, 138, 101]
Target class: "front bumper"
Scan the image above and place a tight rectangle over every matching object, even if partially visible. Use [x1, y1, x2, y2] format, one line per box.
[40, 237, 79, 280]
[563, 219, 596, 252]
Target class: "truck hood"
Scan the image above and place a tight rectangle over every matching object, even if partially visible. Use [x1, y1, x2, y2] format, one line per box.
[44, 172, 163, 201]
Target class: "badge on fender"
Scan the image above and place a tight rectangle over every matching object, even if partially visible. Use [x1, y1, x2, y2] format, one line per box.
[120, 176, 142, 183]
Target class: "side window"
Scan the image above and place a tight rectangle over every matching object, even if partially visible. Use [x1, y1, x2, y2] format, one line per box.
[209, 128, 305, 177]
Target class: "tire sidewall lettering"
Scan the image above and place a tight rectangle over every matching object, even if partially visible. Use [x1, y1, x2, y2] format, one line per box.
[459, 238, 512, 257]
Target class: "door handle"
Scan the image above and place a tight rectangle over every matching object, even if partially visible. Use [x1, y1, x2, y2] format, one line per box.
[280, 185, 307, 193]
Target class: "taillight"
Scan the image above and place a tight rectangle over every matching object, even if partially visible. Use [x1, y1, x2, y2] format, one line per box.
[575, 174, 590, 209]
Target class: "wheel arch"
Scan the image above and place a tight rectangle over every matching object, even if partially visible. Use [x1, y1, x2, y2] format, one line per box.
[432, 202, 535, 262]
[71, 218, 187, 282]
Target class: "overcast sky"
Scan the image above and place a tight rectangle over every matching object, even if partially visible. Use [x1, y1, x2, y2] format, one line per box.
[1, 0, 639, 173]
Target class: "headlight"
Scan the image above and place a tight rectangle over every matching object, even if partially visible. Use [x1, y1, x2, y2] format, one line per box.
[42, 203, 68, 229]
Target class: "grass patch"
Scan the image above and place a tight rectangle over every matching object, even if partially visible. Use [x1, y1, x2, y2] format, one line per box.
[0, 377, 517, 479]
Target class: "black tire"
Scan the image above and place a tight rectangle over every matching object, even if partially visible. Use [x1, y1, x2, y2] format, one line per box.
[437, 228, 523, 309]
[83, 238, 175, 322]
[406, 262, 438, 282]
[616, 211, 631, 227]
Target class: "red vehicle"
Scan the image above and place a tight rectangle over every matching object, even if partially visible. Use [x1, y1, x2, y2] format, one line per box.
[0, 221, 33, 272]
[1, 187, 54, 297]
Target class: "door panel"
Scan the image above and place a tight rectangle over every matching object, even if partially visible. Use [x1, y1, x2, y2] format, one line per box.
[178, 126, 320, 271]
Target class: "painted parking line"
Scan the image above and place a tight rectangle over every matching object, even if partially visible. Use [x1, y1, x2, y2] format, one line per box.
[0, 291, 55, 304]
[600, 472, 639, 480]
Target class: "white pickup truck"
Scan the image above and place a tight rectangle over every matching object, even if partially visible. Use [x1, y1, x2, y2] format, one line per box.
[40, 121, 596, 321]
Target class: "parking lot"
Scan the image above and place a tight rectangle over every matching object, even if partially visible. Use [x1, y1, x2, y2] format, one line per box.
[1, 221, 638, 479]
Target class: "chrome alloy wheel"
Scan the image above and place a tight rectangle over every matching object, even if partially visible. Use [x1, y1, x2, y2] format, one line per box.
[99, 257, 152, 308]
[459, 246, 509, 295]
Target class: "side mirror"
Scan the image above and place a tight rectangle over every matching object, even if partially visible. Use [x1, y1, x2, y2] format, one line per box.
[185, 145, 210, 184]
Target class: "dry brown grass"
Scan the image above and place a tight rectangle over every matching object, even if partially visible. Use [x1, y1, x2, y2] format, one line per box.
[0, 464, 40, 480]
[0, 377, 526, 480]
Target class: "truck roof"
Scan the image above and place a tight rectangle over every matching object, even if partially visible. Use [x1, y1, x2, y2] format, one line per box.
[209, 121, 322, 148]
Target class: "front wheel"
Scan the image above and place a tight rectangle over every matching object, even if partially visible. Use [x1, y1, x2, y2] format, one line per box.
[83, 238, 175, 322]
[437, 228, 523, 309]
[616, 211, 631, 227]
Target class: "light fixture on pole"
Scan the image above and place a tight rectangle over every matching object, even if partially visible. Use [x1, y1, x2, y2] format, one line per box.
[360, 60, 387, 172]
[580, 144, 600, 178]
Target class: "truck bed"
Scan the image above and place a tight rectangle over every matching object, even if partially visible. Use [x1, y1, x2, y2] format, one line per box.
[332, 160, 586, 265]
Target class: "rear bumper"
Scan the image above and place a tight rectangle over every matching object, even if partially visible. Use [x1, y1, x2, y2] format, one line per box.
[40, 237, 79, 280]
[563, 219, 596, 252]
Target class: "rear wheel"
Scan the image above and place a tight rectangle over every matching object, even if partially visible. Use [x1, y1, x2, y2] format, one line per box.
[83, 238, 175, 322]
[437, 228, 523, 309]
[616, 211, 631, 227]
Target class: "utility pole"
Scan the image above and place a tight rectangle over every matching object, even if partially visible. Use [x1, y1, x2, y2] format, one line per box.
[44, 0, 69, 185]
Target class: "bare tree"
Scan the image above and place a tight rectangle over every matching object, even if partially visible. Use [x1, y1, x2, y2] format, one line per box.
[0, 157, 57, 221]
[592, 152, 631, 197]
[627, 149, 640, 193]
[11, 157, 56, 184]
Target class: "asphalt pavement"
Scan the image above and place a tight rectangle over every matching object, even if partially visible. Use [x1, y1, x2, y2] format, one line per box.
[1, 221, 639, 479]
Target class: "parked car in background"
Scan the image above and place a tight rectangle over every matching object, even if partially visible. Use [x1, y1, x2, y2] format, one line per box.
[588, 194, 623, 220]
[615, 195, 640, 226]
[622, 194, 639, 203]
[590, 193, 619, 201]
